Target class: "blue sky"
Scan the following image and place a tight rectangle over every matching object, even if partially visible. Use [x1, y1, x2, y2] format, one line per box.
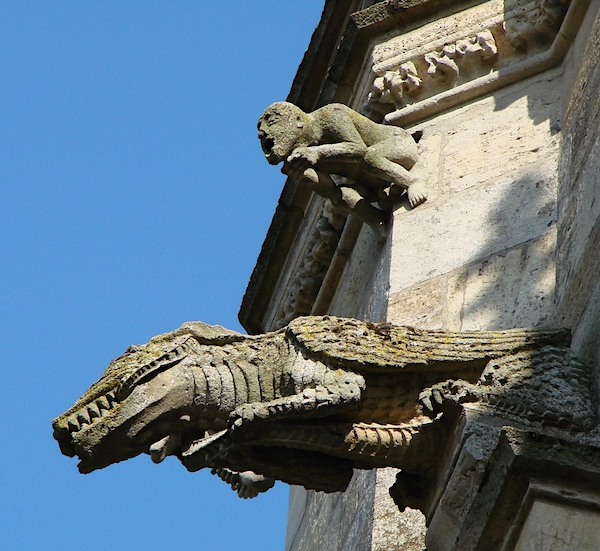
[0, 3, 324, 549]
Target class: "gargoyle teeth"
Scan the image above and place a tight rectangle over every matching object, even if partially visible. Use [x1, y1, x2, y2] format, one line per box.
[97, 395, 110, 411]
[88, 402, 101, 419]
[67, 416, 81, 432]
[77, 410, 91, 425]
[65, 392, 119, 433]
[106, 391, 117, 405]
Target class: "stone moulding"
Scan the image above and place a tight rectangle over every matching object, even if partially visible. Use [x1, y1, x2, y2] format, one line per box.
[273, 201, 347, 329]
[420, 422, 600, 550]
[361, 0, 592, 126]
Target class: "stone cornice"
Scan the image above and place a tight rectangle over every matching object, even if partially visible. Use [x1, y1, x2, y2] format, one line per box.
[374, 0, 593, 126]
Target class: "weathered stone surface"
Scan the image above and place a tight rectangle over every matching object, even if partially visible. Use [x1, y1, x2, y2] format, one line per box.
[279, 2, 600, 550]
[389, 173, 556, 295]
[571, 279, 600, 371]
[513, 498, 600, 550]
[387, 66, 561, 298]
[387, 231, 557, 332]
[270, 200, 347, 329]
[53, 316, 586, 509]
[258, 101, 426, 229]
[286, 471, 376, 551]
[388, 276, 446, 329]
[426, 423, 600, 551]
[425, 418, 502, 551]
[439, 77, 561, 195]
[326, 223, 388, 319]
[556, 6, 600, 336]
[372, 468, 427, 551]
[449, 230, 557, 330]
[288, 469, 427, 551]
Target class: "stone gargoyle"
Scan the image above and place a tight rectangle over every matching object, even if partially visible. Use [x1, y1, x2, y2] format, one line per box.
[53, 316, 595, 499]
[258, 102, 427, 230]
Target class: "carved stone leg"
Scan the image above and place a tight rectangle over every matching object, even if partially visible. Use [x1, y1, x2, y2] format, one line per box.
[228, 380, 364, 432]
[300, 168, 388, 231]
[235, 420, 440, 472]
[363, 142, 427, 207]
[338, 185, 388, 231]
[184, 441, 355, 492]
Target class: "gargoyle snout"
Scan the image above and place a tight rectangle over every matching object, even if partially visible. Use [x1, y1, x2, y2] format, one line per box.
[52, 389, 119, 458]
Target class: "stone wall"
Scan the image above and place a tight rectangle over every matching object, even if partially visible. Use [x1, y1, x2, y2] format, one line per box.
[556, 2, 600, 376]
[283, 2, 600, 550]
[387, 70, 561, 332]
[286, 68, 567, 551]
[238, 1, 600, 549]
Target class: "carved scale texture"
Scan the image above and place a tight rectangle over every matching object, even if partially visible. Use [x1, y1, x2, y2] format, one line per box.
[287, 316, 571, 371]
[189, 341, 287, 421]
[472, 346, 596, 430]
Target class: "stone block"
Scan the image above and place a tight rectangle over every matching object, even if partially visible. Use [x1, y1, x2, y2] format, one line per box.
[286, 471, 377, 551]
[387, 276, 446, 329]
[372, 469, 426, 551]
[513, 498, 600, 550]
[449, 230, 557, 330]
[390, 173, 556, 296]
[327, 223, 388, 321]
[439, 82, 560, 195]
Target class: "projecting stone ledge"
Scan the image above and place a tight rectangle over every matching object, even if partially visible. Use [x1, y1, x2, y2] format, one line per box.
[53, 316, 596, 509]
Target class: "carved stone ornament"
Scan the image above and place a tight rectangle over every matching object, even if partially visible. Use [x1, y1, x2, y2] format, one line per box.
[274, 202, 347, 330]
[257, 102, 426, 231]
[53, 316, 596, 503]
[361, 0, 576, 126]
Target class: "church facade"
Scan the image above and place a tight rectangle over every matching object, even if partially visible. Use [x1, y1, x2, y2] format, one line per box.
[240, 1, 600, 549]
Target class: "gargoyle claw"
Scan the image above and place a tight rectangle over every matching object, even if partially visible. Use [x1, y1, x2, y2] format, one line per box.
[419, 380, 478, 417]
[407, 180, 428, 208]
[229, 404, 269, 432]
[212, 467, 275, 499]
[419, 386, 445, 417]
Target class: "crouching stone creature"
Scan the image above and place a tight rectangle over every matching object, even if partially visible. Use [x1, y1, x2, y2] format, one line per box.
[258, 102, 426, 231]
[53, 316, 593, 499]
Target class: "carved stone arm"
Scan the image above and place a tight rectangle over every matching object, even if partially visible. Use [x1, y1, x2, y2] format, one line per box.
[287, 142, 368, 168]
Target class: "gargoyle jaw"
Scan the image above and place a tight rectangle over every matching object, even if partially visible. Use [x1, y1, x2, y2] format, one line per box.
[53, 389, 119, 458]
[53, 361, 198, 473]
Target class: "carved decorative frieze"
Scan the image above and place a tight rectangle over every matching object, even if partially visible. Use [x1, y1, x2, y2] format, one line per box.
[504, 0, 569, 51]
[361, 0, 573, 124]
[274, 202, 346, 329]
[366, 30, 498, 119]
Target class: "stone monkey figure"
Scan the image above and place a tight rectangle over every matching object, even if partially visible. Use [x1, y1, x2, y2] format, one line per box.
[258, 102, 426, 229]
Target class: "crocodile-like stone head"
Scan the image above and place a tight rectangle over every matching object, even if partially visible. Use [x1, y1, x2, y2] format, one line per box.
[52, 322, 243, 473]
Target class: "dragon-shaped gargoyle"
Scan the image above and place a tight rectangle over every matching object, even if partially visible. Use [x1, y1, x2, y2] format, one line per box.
[53, 316, 594, 498]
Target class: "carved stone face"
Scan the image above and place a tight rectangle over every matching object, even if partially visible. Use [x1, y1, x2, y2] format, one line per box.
[52, 322, 240, 473]
[257, 102, 306, 165]
[53, 358, 197, 473]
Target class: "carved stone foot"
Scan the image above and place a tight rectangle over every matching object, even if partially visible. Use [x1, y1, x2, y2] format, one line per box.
[407, 180, 428, 207]
[211, 467, 275, 499]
